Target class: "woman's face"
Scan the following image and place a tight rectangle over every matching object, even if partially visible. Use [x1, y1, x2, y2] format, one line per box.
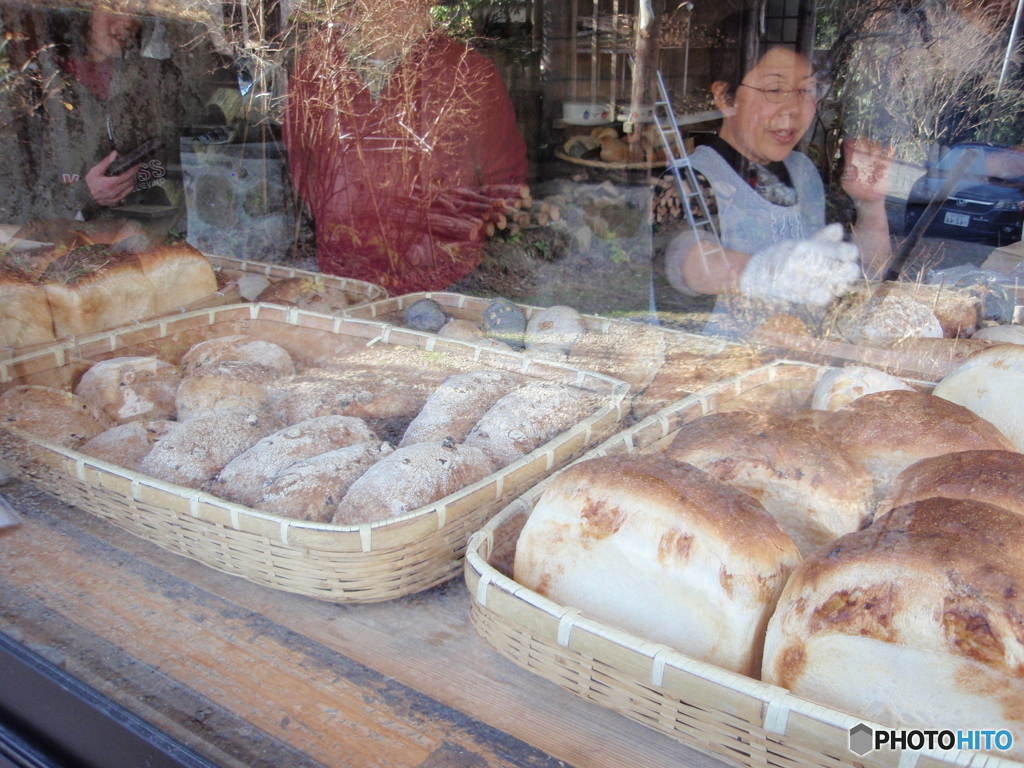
[714, 47, 817, 165]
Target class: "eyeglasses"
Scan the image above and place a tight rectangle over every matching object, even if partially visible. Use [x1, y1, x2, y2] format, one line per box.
[738, 83, 822, 104]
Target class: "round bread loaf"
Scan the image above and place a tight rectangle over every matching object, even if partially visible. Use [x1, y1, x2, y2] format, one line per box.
[463, 381, 600, 468]
[525, 305, 586, 354]
[175, 361, 277, 420]
[74, 356, 180, 425]
[880, 449, 1024, 518]
[811, 365, 913, 411]
[437, 319, 486, 342]
[665, 410, 874, 557]
[834, 292, 944, 347]
[253, 440, 393, 522]
[79, 420, 177, 471]
[514, 454, 801, 676]
[0, 385, 113, 448]
[212, 415, 378, 507]
[139, 409, 280, 490]
[972, 324, 1024, 345]
[332, 439, 494, 525]
[932, 345, 1024, 451]
[255, 277, 350, 313]
[809, 389, 1015, 500]
[762, 497, 1024, 759]
[180, 335, 294, 380]
[399, 371, 519, 448]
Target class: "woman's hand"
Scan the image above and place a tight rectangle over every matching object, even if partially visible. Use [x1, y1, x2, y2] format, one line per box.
[85, 151, 139, 207]
[841, 137, 893, 206]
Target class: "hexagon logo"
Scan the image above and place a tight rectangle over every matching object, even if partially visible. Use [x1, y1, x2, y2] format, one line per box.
[850, 723, 874, 756]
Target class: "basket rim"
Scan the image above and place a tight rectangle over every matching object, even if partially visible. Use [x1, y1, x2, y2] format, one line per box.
[203, 254, 388, 301]
[464, 360, 1020, 768]
[0, 302, 631, 551]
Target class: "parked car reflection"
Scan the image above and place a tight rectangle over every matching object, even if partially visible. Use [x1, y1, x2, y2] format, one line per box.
[904, 142, 1024, 246]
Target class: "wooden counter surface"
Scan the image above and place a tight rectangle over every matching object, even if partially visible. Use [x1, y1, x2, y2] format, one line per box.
[0, 480, 733, 768]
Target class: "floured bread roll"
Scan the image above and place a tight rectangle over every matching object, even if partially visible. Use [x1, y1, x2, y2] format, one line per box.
[880, 450, 1024, 518]
[525, 306, 586, 354]
[464, 381, 599, 468]
[180, 335, 295, 380]
[665, 411, 874, 557]
[175, 361, 278, 420]
[212, 415, 378, 507]
[399, 371, 520, 447]
[762, 498, 1024, 759]
[332, 439, 494, 525]
[79, 420, 176, 471]
[833, 292, 943, 347]
[811, 365, 913, 411]
[933, 345, 1024, 451]
[438, 319, 486, 342]
[809, 390, 1015, 500]
[139, 409, 280, 490]
[255, 277, 349, 313]
[0, 267, 54, 349]
[972, 324, 1024, 345]
[135, 244, 217, 315]
[567, 320, 666, 392]
[254, 441, 393, 522]
[74, 356, 180, 425]
[39, 245, 156, 337]
[268, 367, 443, 437]
[515, 455, 801, 676]
[0, 384, 113, 447]
[885, 336, 998, 367]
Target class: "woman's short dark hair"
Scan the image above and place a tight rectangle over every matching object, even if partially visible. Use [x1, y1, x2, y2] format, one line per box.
[708, 7, 768, 103]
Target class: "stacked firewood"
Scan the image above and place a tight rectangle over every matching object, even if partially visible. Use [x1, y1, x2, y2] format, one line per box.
[416, 184, 562, 241]
[651, 174, 713, 226]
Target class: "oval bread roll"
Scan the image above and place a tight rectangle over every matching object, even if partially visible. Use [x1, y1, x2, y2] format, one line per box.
[464, 382, 600, 468]
[212, 415, 378, 507]
[835, 293, 943, 347]
[810, 365, 913, 411]
[525, 305, 586, 354]
[0, 384, 113, 448]
[972, 324, 1024, 345]
[139, 409, 280, 490]
[665, 411, 874, 557]
[79, 420, 177, 471]
[253, 441, 393, 522]
[255, 277, 350, 313]
[880, 449, 1024, 518]
[437, 319, 486, 342]
[175, 361, 277, 420]
[514, 455, 801, 676]
[332, 439, 494, 525]
[399, 371, 519, 448]
[74, 356, 180, 425]
[762, 497, 1024, 760]
[932, 345, 1024, 452]
[809, 390, 1015, 500]
[180, 335, 294, 380]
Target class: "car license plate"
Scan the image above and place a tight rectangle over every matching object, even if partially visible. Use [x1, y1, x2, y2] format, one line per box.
[944, 211, 971, 227]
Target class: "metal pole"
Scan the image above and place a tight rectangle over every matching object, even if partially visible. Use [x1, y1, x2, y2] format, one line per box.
[985, 0, 1024, 144]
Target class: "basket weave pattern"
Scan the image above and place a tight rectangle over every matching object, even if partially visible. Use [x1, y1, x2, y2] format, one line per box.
[465, 361, 1022, 768]
[0, 303, 629, 603]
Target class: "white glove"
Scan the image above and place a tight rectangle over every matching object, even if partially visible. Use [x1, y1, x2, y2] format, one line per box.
[739, 224, 861, 306]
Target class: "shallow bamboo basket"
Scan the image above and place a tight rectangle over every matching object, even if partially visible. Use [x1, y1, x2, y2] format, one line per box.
[0, 303, 629, 603]
[343, 291, 752, 395]
[465, 361, 1020, 768]
[203, 253, 386, 309]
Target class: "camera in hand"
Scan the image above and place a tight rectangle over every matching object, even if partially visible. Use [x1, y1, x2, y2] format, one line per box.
[105, 138, 165, 177]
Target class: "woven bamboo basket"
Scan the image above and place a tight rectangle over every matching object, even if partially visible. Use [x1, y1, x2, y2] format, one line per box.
[343, 291, 748, 394]
[0, 303, 629, 603]
[203, 253, 386, 309]
[465, 360, 1022, 768]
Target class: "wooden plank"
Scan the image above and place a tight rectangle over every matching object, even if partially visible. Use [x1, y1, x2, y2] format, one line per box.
[0, 481, 733, 768]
